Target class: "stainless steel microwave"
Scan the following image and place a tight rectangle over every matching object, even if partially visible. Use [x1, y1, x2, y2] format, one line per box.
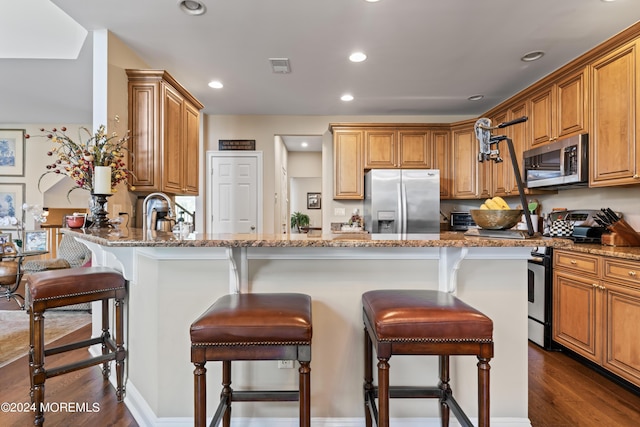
[523, 134, 589, 189]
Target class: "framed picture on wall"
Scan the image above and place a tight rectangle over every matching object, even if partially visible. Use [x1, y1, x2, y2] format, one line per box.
[307, 192, 321, 209]
[0, 129, 26, 176]
[23, 230, 48, 253]
[0, 183, 25, 228]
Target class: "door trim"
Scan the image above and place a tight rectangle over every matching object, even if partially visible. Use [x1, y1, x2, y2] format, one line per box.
[206, 151, 264, 234]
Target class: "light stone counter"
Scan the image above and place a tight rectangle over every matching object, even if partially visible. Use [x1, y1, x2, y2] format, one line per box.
[63, 229, 593, 427]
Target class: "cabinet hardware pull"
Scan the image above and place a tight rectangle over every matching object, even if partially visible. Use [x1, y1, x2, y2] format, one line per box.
[633, 174, 640, 179]
[570, 260, 577, 264]
[629, 271, 637, 277]
[592, 284, 598, 288]
[599, 285, 606, 291]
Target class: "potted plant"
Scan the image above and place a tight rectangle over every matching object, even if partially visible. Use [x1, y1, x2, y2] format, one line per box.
[290, 211, 310, 233]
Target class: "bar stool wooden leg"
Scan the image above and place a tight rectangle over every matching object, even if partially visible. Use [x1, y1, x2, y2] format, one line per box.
[222, 361, 232, 427]
[377, 358, 390, 427]
[363, 328, 373, 427]
[29, 308, 35, 403]
[299, 361, 311, 427]
[32, 310, 45, 426]
[194, 362, 207, 427]
[115, 296, 126, 401]
[439, 355, 451, 427]
[478, 356, 491, 427]
[101, 299, 111, 379]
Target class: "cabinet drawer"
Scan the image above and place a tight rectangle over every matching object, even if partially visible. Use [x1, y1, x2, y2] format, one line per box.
[554, 250, 599, 276]
[603, 258, 640, 288]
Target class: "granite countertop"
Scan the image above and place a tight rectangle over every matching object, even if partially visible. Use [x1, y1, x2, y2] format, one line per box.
[60, 228, 640, 260]
[63, 227, 561, 248]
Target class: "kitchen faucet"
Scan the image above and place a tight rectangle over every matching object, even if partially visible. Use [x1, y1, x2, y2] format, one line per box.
[142, 192, 175, 235]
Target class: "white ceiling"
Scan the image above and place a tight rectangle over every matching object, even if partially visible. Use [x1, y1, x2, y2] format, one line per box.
[1, 1, 640, 127]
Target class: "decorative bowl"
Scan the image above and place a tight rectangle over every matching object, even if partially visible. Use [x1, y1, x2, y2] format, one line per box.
[66, 215, 86, 229]
[470, 209, 523, 230]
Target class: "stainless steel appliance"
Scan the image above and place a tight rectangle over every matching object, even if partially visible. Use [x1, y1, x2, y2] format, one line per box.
[363, 169, 440, 234]
[450, 212, 477, 231]
[141, 193, 176, 232]
[528, 247, 554, 349]
[523, 133, 589, 189]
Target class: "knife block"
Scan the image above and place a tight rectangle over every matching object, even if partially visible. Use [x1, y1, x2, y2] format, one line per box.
[604, 219, 640, 246]
[602, 232, 632, 247]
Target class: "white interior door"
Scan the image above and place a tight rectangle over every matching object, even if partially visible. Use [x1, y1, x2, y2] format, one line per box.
[208, 152, 263, 234]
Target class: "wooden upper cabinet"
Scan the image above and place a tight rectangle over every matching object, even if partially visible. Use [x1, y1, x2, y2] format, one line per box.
[332, 128, 364, 199]
[398, 129, 430, 168]
[530, 67, 588, 147]
[364, 129, 396, 168]
[432, 130, 451, 199]
[450, 121, 479, 199]
[556, 68, 589, 138]
[530, 86, 554, 147]
[127, 69, 204, 196]
[364, 128, 431, 168]
[590, 39, 640, 187]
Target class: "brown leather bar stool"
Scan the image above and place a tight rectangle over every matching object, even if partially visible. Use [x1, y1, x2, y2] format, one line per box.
[27, 267, 127, 426]
[362, 290, 494, 427]
[190, 293, 312, 427]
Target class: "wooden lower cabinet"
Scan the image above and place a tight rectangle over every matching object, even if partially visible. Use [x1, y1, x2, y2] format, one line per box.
[553, 249, 640, 387]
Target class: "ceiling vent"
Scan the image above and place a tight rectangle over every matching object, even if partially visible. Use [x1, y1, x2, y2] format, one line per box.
[269, 58, 291, 74]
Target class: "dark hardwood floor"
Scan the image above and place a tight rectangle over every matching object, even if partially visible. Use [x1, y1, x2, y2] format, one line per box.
[2, 287, 640, 426]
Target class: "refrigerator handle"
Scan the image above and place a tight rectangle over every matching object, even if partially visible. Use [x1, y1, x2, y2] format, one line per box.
[401, 183, 408, 234]
[397, 183, 403, 234]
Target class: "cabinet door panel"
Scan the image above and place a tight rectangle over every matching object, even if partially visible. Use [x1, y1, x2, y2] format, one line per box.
[334, 130, 363, 199]
[129, 84, 157, 189]
[530, 87, 554, 146]
[553, 271, 601, 363]
[184, 101, 200, 195]
[557, 69, 588, 138]
[591, 41, 640, 185]
[451, 125, 478, 199]
[432, 131, 451, 198]
[162, 85, 184, 194]
[604, 283, 640, 385]
[491, 110, 509, 196]
[398, 130, 430, 168]
[364, 130, 396, 168]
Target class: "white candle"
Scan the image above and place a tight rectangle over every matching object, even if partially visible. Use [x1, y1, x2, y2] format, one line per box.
[94, 166, 112, 194]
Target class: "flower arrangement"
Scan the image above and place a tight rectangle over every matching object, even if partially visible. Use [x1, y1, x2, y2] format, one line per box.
[27, 116, 135, 197]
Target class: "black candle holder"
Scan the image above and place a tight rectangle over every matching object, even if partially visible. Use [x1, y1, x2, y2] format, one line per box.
[90, 193, 113, 229]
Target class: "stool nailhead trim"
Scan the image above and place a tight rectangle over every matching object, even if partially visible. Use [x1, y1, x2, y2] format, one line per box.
[193, 340, 311, 347]
[379, 337, 493, 344]
[33, 286, 126, 302]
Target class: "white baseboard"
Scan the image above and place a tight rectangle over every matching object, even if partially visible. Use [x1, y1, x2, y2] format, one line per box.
[121, 381, 532, 427]
[92, 351, 532, 427]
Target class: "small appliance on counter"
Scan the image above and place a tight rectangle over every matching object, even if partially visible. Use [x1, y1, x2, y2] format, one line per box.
[450, 212, 476, 231]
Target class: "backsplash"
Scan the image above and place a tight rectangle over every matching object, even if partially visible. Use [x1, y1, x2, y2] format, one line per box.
[441, 185, 640, 230]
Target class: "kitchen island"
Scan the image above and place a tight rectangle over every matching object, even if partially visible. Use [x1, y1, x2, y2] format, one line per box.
[65, 229, 563, 427]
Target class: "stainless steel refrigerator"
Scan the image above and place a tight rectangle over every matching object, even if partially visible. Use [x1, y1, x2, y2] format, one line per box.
[364, 169, 440, 234]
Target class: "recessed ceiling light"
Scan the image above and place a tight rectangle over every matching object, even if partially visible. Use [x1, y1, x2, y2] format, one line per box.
[601, 0, 616, 2]
[178, 0, 206, 16]
[208, 81, 223, 89]
[468, 95, 484, 101]
[365, 0, 381, 2]
[301, 142, 309, 148]
[349, 52, 367, 62]
[521, 51, 545, 62]
[341, 94, 354, 102]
